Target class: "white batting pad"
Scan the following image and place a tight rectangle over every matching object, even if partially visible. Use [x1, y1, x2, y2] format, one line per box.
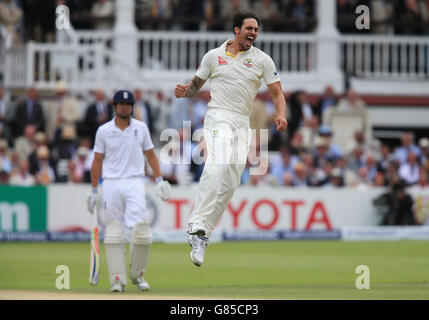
[104, 220, 127, 286]
[129, 222, 152, 280]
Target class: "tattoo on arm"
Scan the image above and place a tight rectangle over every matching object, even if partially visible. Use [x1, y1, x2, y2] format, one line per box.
[185, 76, 205, 98]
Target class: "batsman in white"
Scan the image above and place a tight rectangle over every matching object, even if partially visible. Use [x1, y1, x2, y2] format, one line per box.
[87, 89, 170, 292]
[175, 12, 288, 267]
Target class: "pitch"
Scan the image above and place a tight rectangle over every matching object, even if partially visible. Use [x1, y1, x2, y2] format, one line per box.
[1, 240, 428, 299]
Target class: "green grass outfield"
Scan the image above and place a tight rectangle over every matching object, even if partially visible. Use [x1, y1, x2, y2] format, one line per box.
[1, 240, 429, 299]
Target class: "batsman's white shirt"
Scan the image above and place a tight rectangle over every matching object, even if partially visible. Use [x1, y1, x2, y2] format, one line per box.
[93, 118, 154, 228]
[195, 40, 280, 117]
[189, 40, 281, 237]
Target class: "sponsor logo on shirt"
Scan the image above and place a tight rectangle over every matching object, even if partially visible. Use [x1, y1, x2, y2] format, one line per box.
[244, 58, 253, 67]
[218, 56, 228, 65]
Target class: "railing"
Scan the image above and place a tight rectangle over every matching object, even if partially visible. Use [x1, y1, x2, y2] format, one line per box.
[340, 35, 429, 79]
[4, 31, 429, 94]
[136, 31, 317, 73]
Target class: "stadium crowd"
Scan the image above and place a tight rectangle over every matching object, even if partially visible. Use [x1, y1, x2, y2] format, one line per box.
[1, 0, 429, 45]
[0, 84, 428, 194]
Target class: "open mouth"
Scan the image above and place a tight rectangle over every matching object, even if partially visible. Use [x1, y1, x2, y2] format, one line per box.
[245, 36, 254, 46]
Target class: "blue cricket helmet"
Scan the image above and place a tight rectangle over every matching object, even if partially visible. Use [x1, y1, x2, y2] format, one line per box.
[113, 90, 135, 104]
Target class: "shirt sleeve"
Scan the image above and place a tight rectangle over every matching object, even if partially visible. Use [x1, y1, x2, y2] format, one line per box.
[142, 124, 154, 151]
[195, 51, 213, 80]
[262, 54, 281, 85]
[93, 127, 105, 154]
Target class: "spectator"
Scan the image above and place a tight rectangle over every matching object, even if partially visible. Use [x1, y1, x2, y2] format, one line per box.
[285, 0, 314, 32]
[0, 87, 6, 138]
[0, 0, 23, 45]
[14, 124, 37, 162]
[292, 161, 309, 187]
[394, 0, 425, 35]
[418, 137, 429, 166]
[69, 146, 90, 183]
[133, 89, 154, 133]
[46, 82, 81, 144]
[399, 151, 420, 186]
[375, 180, 416, 225]
[34, 145, 55, 185]
[253, 0, 279, 31]
[298, 114, 319, 151]
[289, 131, 307, 155]
[9, 159, 35, 186]
[0, 157, 10, 184]
[312, 85, 337, 122]
[203, 0, 223, 31]
[312, 136, 331, 169]
[371, 0, 393, 34]
[379, 143, 394, 172]
[318, 124, 343, 161]
[337, 0, 356, 33]
[22, 0, 43, 42]
[384, 160, 400, 187]
[51, 124, 78, 182]
[336, 88, 366, 111]
[364, 152, 378, 182]
[220, 0, 252, 31]
[169, 96, 192, 131]
[393, 132, 421, 164]
[409, 168, 428, 191]
[347, 145, 365, 172]
[12, 87, 45, 140]
[324, 167, 343, 187]
[83, 89, 113, 146]
[191, 91, 209, 131]
[0, 138, 12, 173]
[287, 90, 312, 141]
[91, 0, 114, 29]
[69, 0, 94, 30]
[372, 171, 385, 187]
[270, 146, 299, 185]
[28, 131, 48, 174]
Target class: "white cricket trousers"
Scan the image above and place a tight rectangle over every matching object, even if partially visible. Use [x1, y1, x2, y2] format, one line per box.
[188, 108, 252, 237]
[102, 177, 148, 229]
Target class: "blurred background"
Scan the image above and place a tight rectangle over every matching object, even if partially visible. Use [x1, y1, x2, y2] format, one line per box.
[0, 0, 429, 238]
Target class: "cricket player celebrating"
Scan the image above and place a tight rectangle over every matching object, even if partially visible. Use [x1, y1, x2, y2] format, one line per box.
[87, 90, 170, 292]
[175, 12, 287, 267]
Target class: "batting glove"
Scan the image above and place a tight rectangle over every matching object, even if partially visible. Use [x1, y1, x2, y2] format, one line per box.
[154, 178, 171, 201]
[86, 188, 100, 214]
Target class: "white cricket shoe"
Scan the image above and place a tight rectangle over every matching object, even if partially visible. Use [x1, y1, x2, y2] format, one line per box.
[132, 274, 150, 291]
[188, 235, 209, 267]
[110, 276, 124, 292]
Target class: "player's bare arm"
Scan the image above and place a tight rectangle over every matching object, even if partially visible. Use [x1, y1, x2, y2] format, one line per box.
[175, 76, 206, 99]
[144, 148, 162, 178]
[90, 152, 104, 188]
[267, 81, 288, 131]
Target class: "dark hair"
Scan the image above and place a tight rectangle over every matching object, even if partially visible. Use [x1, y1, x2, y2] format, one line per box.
[232, 12, 260, 34]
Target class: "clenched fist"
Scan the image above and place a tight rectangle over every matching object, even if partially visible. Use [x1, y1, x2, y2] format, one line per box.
[175, 84, 188, 98]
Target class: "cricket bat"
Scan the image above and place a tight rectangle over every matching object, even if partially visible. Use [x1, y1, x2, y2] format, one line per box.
[89, 203, 100, 286]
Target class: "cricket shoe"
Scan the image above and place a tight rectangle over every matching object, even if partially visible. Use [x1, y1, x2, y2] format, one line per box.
[132, 272, 150, 291]
[187, 223, 206, 237]
[110, 276, 124, 292]
[188, 235, 209, 267]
